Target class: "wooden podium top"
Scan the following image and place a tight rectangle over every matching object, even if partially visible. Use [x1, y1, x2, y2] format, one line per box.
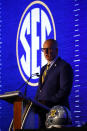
[0, 90, 50, 130]
[0, 90, 50, 111]
[0, 91, 25, 104]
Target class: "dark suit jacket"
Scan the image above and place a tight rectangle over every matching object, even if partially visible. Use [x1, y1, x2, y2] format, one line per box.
[35, 57, 73, 109]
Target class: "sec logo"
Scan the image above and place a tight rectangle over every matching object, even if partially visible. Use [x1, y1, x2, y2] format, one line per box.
[16, 0, 56, 86]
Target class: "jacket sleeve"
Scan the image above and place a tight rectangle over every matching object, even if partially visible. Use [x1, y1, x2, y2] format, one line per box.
[50, 63, 73, 104]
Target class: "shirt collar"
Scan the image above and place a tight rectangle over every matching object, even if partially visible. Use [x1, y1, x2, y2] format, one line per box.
[48, 56, 58, 68]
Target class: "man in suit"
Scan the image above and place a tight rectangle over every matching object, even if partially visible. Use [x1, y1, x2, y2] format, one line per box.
[35, 39, 73, 128]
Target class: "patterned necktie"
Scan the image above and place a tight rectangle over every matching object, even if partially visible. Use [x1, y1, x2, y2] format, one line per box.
[42, 64, 50, 84]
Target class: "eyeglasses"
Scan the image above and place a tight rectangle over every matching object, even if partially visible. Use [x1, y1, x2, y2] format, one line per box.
[41, 48, 56, 53]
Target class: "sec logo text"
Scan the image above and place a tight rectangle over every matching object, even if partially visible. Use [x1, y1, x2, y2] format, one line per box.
[16, 0, 56, 86]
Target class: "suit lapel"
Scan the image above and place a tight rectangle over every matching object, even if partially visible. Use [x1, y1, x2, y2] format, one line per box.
[47, 57, 61, 74]
[42, 57, 61, 85]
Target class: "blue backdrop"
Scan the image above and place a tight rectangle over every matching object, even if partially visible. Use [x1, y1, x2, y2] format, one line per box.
[0, 0, 87, 130]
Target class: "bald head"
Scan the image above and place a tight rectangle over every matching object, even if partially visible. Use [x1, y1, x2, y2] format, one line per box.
[43, 39, 58, 62]
[44, 39, 58, 48]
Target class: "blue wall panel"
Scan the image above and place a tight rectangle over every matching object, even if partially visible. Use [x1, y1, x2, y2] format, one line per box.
[0, 0, 87, 130]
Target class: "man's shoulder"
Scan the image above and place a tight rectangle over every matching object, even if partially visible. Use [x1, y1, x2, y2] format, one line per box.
[56, 57, 66, 64]
[56, 57, 72, 68]
[41, 64, 47, 72]
[41, 64, 47, 69]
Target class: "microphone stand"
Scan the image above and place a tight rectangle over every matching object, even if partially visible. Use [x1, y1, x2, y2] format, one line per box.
[16, 73, 39, 97]
[15, 73, 39, 108]
[23, 76, 31, 97]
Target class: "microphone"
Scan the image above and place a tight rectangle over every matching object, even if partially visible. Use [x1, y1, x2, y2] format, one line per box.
[25, 73, 40, 84]
[34, 73, 40, 77]
[16, 72, 40, 96]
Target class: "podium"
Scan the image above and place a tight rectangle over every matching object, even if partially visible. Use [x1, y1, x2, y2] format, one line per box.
[0, 91, 32, 131]
[0, 91, 50, 130]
